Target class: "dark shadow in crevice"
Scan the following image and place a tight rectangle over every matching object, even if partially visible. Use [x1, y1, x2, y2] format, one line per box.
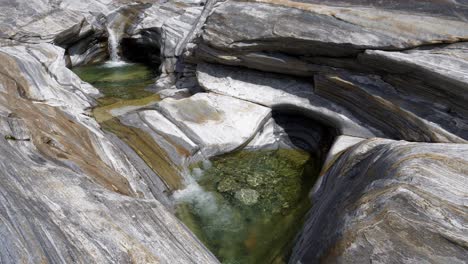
[272, 107, 338, 164]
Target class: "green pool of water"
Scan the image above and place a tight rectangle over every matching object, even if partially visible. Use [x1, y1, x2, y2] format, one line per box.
[175, 149, 319, 264]
[72, 62, 156, 105]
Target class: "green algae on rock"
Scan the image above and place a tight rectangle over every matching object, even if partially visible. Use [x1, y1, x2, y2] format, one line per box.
[175, 149, 320, 264]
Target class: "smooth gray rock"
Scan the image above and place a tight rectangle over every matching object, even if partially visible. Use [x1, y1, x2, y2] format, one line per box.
[155, 92, 272, 159]
[291, 139, 468, 263]
[359, 43, 468, 117]
[201, 1, 468, 57]
[196, 62, 380, 139]
[234, 189, 259, 206]
[314, 73, 468, 143]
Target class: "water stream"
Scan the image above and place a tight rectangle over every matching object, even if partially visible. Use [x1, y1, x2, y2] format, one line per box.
[107, 26, 122, 62]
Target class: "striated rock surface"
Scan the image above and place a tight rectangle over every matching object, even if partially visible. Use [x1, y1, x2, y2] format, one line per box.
[314, 73, 468, 143]
[291, 139, 468, 263]
[156, 92, 271, 158]
[197, 62, 468, 143]
[360, 43, 468, 117]
[196, 0, 468, 67]
[0, 43, 218, 263]
[196, 62, 378, 138]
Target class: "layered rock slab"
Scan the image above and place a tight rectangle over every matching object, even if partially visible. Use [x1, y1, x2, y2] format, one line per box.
[201, 1, 468, 57]
[196, 62, 378, 138]
[291, 139, 468, 263]
[360, 43, 468, 117]
[314, 73, 468, 143]
[197, 62, 468, 143]
[156, 92, 272, 158]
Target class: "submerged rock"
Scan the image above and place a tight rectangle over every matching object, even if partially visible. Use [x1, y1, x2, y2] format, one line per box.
[235, 189, 259, 206]
[217, 177, 239, 193]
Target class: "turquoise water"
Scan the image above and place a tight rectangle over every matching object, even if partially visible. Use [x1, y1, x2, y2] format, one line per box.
[175, 149, 319, 264]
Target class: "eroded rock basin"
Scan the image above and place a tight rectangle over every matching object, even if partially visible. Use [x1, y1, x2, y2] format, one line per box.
[72, 62, 326, 264]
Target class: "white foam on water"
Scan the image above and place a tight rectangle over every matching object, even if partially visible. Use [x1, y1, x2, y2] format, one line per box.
[173, 164, 240, 230]
[103, 60, 129, 68]
[173, 176, 219, 216]
[191, 167, 204, 180]
[202, 159, 212, 170]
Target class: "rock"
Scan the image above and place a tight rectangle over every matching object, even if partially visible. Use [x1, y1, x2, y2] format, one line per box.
[246, 173, 265, 187]
[128, 0, 217, 74]
[322, 135, 365, 172]
[245, 117, 279, 150]
[2, 0, 468, 262]
[200, 0, 468, 58]
[217, 177, 239, 193]
[190, 0, 468, 79]
[0, 43, 218, 263]
[156, 92, 272, 158]
[198, 62, 468, 143]
[120, 109, 200, 166]
[234, 189, 259, 206]
[291, 139, 468, 263]
[314, 73, 468, 143]
[67, 30, 108, 66]
[359, 43, 468, 117]
[192, 44, 332, 77]
[197, 62, 379, 139]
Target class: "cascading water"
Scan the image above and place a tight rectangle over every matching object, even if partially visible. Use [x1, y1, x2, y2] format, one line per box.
[105, 18, 127, 67]
[107, 26, 121, 62]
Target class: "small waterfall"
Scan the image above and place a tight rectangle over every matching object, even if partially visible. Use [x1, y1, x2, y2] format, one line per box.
[105, 19, 127, 67]
[107, 26, 121, 62]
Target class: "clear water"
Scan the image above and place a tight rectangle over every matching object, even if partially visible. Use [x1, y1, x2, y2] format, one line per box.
[175, 149, 319, 264]
[72, 62, 156, 106]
